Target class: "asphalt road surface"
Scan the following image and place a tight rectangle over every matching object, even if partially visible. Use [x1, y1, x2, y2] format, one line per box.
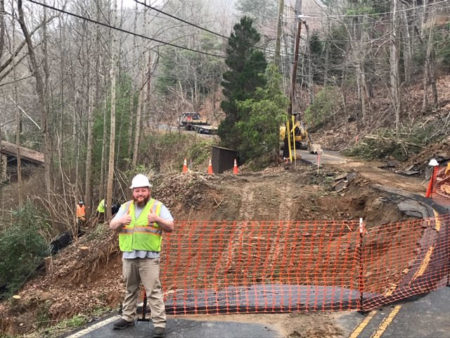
[64, 315, 282, 338]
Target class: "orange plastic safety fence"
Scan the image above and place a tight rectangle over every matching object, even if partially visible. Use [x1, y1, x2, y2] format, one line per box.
[361, 214, 450, 311]
[159, 215, 450, 315]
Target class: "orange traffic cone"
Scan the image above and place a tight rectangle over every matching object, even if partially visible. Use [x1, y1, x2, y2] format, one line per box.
[425, 166, 439, 198]
[182, 158, 188, 173]
[233, 159, 239, 175]
[207, 159, 214, 175]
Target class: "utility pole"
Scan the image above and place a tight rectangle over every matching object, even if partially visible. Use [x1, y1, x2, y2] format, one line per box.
[288, 0, 303, 116]
[284, 0, 303, 161]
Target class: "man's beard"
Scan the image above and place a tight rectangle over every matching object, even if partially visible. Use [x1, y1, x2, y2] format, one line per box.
[133, 196, 150, 207]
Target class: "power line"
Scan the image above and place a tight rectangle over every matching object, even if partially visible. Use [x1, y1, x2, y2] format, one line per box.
[134, 0, 229, 40]
[25, 0, 226, 58]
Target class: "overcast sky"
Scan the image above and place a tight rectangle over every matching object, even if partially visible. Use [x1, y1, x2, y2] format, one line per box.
[121, 0, 164, 9]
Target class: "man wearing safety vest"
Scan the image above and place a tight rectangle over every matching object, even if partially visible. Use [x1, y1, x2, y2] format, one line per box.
[96, 199, 106, 223]
[76, 200, 86, 233]
[109, 174, 174, 338]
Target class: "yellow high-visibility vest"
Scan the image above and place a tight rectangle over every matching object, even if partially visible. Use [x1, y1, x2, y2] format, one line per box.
[118, 199, 163, 252]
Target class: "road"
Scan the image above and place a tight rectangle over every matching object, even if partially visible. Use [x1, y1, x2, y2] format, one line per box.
[337, 286, 450, 338]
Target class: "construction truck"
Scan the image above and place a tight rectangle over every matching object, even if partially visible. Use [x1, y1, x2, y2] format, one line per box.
[178, 112, 208, 131]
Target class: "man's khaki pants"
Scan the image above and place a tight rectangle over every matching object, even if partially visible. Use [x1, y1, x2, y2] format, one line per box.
[121, 257, 166, 328]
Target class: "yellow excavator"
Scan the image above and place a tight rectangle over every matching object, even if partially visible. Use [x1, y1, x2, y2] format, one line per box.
[280, 113, 320, 161]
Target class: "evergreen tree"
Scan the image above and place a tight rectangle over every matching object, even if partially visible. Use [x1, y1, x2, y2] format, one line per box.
[235, 63, 288, 165]
[219, 16, 267, 149]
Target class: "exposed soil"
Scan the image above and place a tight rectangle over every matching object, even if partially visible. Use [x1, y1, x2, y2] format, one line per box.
[1, 158, 436, 337]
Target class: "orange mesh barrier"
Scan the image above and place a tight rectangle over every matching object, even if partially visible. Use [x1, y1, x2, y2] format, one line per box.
[159, 215, 450, 314]
[361, 213, 450, 310]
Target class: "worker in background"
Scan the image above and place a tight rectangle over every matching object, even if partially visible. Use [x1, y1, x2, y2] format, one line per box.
[96, 198, 106, 223]
[76, 200, 86, 234]
[109, 174, 174, 338]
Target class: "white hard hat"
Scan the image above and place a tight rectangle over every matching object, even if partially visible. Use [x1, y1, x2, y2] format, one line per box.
[428, 158, 439, 167]
[130, 174, 152, 189]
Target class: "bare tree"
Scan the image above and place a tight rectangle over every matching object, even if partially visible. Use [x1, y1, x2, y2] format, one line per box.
[106, 0, 118, 221]
[17, 0, 52, 201]
[422, 7, 438, 112]
[0, 0, 5, 60]
[12, 5, 22, 207]
[390, 0, 401, 132]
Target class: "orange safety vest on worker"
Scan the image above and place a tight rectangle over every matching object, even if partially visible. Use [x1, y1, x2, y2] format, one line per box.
[76, 204, 86, 221]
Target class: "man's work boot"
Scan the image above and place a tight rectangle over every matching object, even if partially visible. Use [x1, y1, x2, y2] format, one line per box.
[113, 318, 134, 330]
[152, 326, 166, 338]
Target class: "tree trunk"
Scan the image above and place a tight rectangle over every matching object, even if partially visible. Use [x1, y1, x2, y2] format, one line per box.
[145, 53, 152, 127]
[390, 0, 401, 132]
[0, 0, 4, 60]
[401, 6, 412, 85]
[85, 2, 101, 218]
[100, 95, 108, 199]
[106, 0, 118, 221]
[132, 83, 143, 167]
[15, 98, 23, 208]
[422, 10, 438, 112]
[274, 0, 284, 68]
[127, 2, 139, 161]
[304, 22, 314, 104]
[42, 3, 52, 191]
[11, 3, 22, 207]
[17, 0, 52, 202]
[323, 22, 330, 86]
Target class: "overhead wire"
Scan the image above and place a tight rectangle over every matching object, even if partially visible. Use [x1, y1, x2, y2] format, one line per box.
[25, 0, 226, 58]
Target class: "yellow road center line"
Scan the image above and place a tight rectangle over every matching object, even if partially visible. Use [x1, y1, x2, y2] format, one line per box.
[433, 210, 441, 231]
[412, 246, 434, 281]
[371, 305, 402, 338]
[349, 310, 376, 338]
[410, 208, 439, 282]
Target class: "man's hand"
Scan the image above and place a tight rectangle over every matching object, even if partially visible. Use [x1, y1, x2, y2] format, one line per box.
[109, 214, 131, 230]
[148, 209, 158, 224]
[148, 208, 174, 233]
[120, 215, 132, 226]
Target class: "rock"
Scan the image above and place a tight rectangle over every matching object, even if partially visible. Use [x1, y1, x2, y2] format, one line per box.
[333, 181, 347, 193]
[397, 200, 428, 218]
[334, 174, 347, 181]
